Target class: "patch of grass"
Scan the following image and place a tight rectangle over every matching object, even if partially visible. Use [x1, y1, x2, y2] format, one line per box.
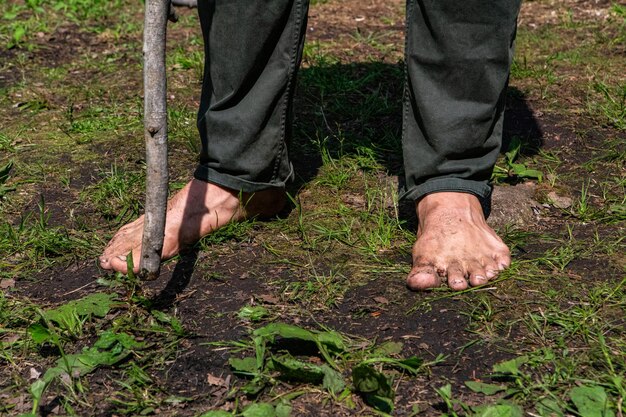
[0, 0, 135, 49]
[587, 79, 626, 130]
[280, 264, 348, 309]
[82, 163, 144, 223]
[0, 198, 94, 279]
[63, 104, 139, 144]
[510, 53, 558, 99]
[170, 47, 204, 82]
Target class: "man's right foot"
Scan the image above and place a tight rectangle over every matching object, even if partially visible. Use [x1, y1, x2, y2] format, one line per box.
[99, 178, 286, 274]
[406, 192, 511, 291]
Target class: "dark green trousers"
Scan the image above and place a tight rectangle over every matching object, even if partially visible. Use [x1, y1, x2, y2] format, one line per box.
[194, 0, 521, 201]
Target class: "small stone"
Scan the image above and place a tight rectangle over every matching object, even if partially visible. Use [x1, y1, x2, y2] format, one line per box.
[373, 296, 389, 305]
[0, 279, 15, 289]
[29, 368, 41, 380]
[547, 191, 573, 209]
[206, 373, 227, 386]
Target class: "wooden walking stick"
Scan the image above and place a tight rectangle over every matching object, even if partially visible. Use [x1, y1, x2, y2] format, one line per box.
[140, 0, 174, 280]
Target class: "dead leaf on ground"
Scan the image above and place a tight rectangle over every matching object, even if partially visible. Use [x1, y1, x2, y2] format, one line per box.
[207, 373, 227, 386]
[373, 296, 389, 305]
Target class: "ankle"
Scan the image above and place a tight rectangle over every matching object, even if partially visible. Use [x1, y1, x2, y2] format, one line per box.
[417, 191, 479, 213]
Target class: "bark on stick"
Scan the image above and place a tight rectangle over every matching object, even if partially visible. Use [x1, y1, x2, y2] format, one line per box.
[140, 0, 169, 280]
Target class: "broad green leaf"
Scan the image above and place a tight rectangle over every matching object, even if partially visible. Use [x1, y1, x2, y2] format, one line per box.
[510, 163, 542, 180]
[353, 364, 397, 411]
[505, 137, 522, 163]
[352, 363, 381, 393]
[242, 402, 275, 417]
[44, 293, 116, 325]
[238, 306, 270, 322]
[253, 335, 266, 371]
[492, 356, 528, 376]
[63, 346, 128, 373]
[465, 381, 506, 395]
[275, 402, 292, 417]
[535, 398, 564, 417]
[372, 340, 403, 356]
[472, 402, 523, 417]
[352, 363, 393, 398]
[29, 378, 47, 406]
[241, 377, 266, 395]
[198, 411, 233, 417]
[28, 323, 53, 344]
[363, 393, 394, 414]
[94, 330, 145, 351]
[397, 356, 423, 373]
[321, 364, 345, 395]
[315, 330, 346, 351]
[253, 323, 316, 343]
[29, 343, 130, 412]
[570, 385, 615, 417]
[270, 355, 325, 383]
[229, 357, 259, 375]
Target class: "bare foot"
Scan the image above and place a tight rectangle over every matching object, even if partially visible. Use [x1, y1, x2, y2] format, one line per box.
[99, 179, 286, 273]
[406, 192, 510, 291]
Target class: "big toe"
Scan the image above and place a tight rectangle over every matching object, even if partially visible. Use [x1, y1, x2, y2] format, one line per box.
[109, 256, 129, 274]
[407, 265, 441, 290]
[99, 255, 111, 269]
[108, 248, 140, 274]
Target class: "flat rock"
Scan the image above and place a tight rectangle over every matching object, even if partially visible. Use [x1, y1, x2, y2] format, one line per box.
[546, 191, 573, 209]
[488, 183, 541, 229]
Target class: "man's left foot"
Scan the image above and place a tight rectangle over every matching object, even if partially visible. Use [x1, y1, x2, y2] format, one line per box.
[407, 192, 511, 291]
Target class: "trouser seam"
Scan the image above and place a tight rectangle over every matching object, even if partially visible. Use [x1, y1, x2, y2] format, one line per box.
[272, 0, 302, 183]
[402, 0, 412, 149]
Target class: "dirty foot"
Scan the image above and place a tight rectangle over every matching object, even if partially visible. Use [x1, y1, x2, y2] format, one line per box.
[99, 179, 286, 274]
[406, 192, 510, 291]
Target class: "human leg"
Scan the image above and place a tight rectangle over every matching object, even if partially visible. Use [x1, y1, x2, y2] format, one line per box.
[100, 0, 309, 273]
[402, 0, 521, 290]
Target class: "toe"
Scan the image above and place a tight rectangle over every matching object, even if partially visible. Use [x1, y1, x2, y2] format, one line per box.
[109, 248, 140, 274]
[485, 268, 499, 279]
[494, 249, 511, 270]
[109, 255, 129, 274]
[446, 263, 468, 291]
[407, 264, 441, 291]
[468, 262, 488, 287]
[99, 255, 111, 269]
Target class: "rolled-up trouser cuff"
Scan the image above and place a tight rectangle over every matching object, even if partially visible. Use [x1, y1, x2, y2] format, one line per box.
[194, 163, 294, 193]
[401, 178, 492, 216]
